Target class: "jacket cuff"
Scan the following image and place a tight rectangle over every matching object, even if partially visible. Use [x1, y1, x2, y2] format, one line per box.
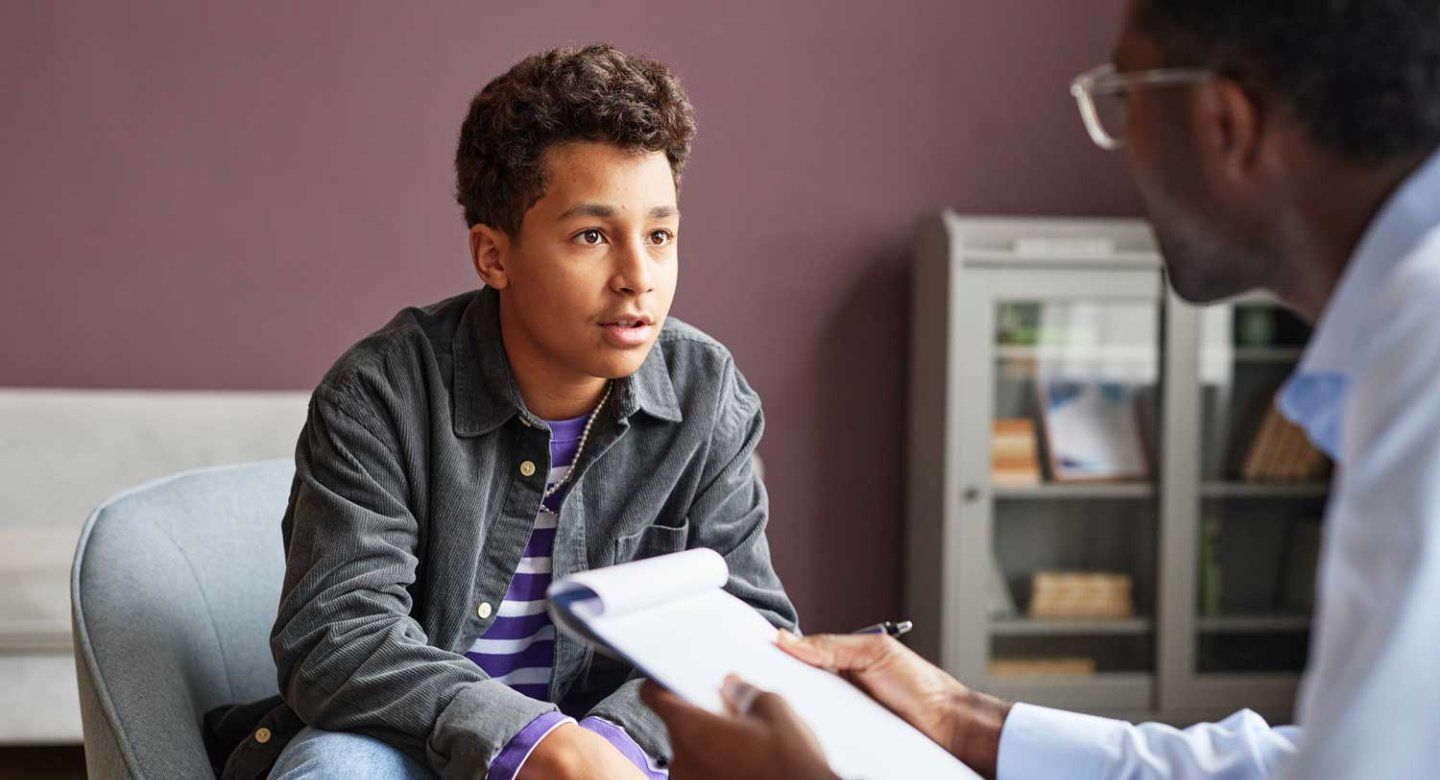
[425, 679, 559, 780]
[582, 677, 671, 763]
[580, 716, 669, 778]
[486, 711, 575, 780]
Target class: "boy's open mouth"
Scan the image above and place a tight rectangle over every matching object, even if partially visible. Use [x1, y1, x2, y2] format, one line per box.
[599, 314, 655, 348]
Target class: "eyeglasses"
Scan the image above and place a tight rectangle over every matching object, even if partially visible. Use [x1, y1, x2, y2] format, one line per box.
[1070, 64, 1214, 150]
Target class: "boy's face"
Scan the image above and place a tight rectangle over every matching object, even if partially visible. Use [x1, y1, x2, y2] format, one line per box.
[476, 142, 680, 387]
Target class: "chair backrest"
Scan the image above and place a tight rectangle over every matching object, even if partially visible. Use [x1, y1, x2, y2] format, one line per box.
[72, 460, 295, 779]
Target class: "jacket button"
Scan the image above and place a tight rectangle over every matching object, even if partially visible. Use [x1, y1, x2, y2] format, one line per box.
[254, 727, 272, 744]
[477, 602, 493, 619]
[520, 460, 537, 477]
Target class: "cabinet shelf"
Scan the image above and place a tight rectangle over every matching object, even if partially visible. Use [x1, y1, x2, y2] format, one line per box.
[1233, 347, 1305, 363]
[1201, 482, 1328, 499]
[1197, 615, 1311, 634]
[995, 344, 1157, 363]
[991, 618, 1152, 636]
[992, 483, 1154, 500]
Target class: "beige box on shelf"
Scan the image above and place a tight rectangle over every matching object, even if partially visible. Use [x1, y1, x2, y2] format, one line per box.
[1028, 571, 1134, 619]
[989, 657, 1098, 677]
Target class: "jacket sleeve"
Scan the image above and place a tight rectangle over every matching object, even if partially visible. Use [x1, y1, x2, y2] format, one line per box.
[271, 387, 556, 780]
[582, 357, 800, 760]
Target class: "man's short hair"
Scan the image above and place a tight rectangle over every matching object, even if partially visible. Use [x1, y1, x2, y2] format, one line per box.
[454, 44, 697, 233]
[1140, 0, 1440, 160]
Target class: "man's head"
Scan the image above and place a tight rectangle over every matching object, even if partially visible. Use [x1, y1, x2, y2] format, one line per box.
[456, 45, 696, 387]
[1107, 0, 1440, 304]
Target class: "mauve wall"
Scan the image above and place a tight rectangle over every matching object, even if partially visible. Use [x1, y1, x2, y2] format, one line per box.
[0, 2, 1138, 632]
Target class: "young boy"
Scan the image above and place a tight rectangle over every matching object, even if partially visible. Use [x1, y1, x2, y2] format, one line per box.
[223, 45, 797, 780]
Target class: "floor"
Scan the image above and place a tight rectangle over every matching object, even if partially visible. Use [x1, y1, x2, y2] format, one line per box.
[0, 746, 86, 779]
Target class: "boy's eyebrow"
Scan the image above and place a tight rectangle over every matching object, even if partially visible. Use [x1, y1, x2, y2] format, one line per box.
[557, 203, 680, 220]
[558, 203, 617, 220]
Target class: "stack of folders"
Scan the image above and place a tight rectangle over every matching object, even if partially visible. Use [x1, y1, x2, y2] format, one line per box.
[1241, 403, 1327, 483]
[548, 549, 977, 779]
[992, 419, 1042, 486]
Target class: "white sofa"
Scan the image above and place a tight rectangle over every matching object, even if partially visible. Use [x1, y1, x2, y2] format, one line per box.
[0, 388, 308, 744]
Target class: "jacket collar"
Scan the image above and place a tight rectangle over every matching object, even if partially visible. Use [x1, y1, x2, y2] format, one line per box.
[450, 287, 682, 437]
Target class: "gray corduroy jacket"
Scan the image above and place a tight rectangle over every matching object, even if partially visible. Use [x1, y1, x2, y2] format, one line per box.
[215, 287, 797, 779]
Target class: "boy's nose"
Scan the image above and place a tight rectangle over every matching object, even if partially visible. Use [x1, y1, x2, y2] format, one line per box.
[613, 241, 655, 295]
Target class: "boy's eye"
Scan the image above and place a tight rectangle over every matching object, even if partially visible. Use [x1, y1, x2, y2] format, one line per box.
[575, 229, 605, 245]
[648, 229, 675, 246]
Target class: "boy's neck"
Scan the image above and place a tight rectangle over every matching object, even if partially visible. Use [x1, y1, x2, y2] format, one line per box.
[516, 373, 608, 421]
[496, 304, 609, 421]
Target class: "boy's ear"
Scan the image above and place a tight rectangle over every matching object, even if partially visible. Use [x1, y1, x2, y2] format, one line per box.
[469, 223, 511, 290]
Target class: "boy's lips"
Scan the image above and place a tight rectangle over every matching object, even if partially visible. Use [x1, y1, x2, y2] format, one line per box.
[598, 315, 655, 348]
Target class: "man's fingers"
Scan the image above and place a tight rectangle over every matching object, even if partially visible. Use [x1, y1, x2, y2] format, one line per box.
[642, 682, 696, 725]
[777, 630, 896, 673]
[641, 680, 741, 741]
[724, 678, 830, 763]
[720, 674, 763, 716]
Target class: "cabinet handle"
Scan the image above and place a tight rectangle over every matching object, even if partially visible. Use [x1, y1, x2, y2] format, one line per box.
[963, 486, 982, 503]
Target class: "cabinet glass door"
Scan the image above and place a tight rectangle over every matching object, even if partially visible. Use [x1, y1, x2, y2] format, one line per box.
[985, 295, 1161, 709]
[1194, 301, 1328, 675]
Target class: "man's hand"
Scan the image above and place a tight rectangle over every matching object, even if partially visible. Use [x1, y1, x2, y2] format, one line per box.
[515, 722, 648, 780]
[641, 676, 838, 780]
[777, 630, 1011, 779]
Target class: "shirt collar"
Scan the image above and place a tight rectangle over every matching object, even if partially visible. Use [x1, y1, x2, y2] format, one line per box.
[450, 287, 683, 437]
[1279, 147, 1440, 455]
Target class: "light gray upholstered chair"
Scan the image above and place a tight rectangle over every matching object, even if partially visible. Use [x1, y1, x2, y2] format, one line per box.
[71, 460, 294, 779]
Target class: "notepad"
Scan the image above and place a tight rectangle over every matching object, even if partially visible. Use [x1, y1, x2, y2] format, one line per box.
[548, 548, 977, 779]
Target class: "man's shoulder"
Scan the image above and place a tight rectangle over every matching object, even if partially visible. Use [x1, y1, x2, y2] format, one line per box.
[1373, 225, 1440, 347]
[315, 290, 477, 407]
[1387, 224, 1440, 301]
[1349, 225, 1440, 427]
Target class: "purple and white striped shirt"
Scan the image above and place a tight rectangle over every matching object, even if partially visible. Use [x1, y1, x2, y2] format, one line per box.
[470, 412, 667, 779]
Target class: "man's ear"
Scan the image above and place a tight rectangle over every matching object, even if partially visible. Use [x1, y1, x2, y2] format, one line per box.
[1196, 78, 1262, 181]
[469, 223, 511, 290]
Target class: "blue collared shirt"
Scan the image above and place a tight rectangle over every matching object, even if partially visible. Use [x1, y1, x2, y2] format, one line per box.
[997, 148, 1440, 779]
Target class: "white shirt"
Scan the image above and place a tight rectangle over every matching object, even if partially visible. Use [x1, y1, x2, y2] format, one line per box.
[997, 148, 1440, 780]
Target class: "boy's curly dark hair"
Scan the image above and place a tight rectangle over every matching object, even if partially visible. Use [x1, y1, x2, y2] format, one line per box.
[454, 44, 697, 233]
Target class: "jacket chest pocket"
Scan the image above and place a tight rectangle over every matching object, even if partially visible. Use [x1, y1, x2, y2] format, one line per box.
[613, 520, 690, 564]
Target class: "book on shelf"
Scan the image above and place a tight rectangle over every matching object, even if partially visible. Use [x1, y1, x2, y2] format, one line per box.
[991, 418, 1042, 486]
[1240, 402, 1327, 483]
[1198, 515, 1223, 616]
[1279, 519, 1322, 614]
[1038, 380, 1150, 483]
[1200, 511, 1300, 616]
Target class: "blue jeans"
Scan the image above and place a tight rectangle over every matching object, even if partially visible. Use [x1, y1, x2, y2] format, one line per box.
[269, 727, 437, 779]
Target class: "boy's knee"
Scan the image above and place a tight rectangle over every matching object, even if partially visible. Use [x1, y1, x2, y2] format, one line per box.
[269, 727, 431, 779]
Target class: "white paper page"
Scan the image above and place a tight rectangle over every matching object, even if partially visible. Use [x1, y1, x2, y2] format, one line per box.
[554, 547, 727, 615]
[586, 588, 977, 780]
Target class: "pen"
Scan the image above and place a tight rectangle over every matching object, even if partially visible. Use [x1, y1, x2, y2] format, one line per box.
[851, 620, 913, 638]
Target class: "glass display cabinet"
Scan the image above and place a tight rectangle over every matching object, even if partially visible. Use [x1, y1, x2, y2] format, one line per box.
[906, 213, 1326, 724]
